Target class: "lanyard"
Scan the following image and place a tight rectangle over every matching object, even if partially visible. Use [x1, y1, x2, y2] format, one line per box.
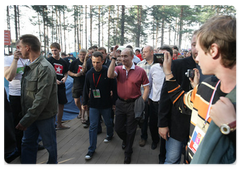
[19, 58, 27, 67]
[93, 73, 102, 89]
[203, 80, 221, 127]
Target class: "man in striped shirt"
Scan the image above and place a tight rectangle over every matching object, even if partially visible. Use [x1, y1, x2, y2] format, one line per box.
[162, 15, 236, 163]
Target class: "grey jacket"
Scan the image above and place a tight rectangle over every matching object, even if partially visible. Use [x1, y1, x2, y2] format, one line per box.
[134, 96, 145, 120]
[20, 55, 58, 127]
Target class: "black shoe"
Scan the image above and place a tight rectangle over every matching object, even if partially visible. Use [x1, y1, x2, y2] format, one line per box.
[38, 144, 45, 151]
[85, 151, 94, 160]
[124, 156, 131, 164]
[122, 141, 126, 150]
[151, 142, 157, 150]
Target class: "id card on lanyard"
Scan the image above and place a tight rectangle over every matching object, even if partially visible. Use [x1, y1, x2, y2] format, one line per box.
[188, 80, 221, 154]
[92, 73, 101, 98]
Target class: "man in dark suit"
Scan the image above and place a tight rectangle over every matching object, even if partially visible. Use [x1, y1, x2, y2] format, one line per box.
[158, 31, 198, 164]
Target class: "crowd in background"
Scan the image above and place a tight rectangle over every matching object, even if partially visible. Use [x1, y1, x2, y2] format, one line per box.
[4, 15, 236, 165]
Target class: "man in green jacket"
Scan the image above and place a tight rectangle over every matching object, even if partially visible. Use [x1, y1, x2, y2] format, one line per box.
[15, 34, 58, 164]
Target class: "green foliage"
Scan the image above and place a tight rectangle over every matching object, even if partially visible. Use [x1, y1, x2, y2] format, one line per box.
[9, 5, 236, 51]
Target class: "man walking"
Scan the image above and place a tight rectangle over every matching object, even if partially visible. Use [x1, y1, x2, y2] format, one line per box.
[108, 46, 149, 164]
[48, 43, 69, 130]
[16, 34, 58, 164]
[68, 49, 89, 122]
[82, 51, 117, 160]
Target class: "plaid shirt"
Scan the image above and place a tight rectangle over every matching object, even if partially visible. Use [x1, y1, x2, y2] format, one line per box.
[137, 59, 153, 95]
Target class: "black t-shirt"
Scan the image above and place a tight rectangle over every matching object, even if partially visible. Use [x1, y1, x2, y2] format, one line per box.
[82, 66, 117, 109]
[63, 56, 76, 69]
[47, 57, 68, 89]
[69, 59, 85, 91]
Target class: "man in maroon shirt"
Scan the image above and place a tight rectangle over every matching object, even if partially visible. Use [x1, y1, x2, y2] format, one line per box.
[108, 46, 149, 164]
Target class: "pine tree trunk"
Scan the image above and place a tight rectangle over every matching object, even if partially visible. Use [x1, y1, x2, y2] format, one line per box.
[178, 6, 183, 50]
[14, 5, 18, 41]
[85, 5, 87, 49]
[107, 6, 111, 52]
[90, 5, 92, 47]
[120, 5, 125, 46]
[98, 6, 101, 47]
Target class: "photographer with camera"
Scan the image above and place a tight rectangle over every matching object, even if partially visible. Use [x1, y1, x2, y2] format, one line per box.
[158, 42, 197, 163]
[162, 15, 236, 164]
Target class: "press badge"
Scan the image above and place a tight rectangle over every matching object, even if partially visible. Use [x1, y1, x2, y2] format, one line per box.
[188, 125, 205, 154]
[93, 89, 101, 98]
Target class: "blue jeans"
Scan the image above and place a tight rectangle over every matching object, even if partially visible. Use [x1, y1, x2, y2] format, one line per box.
[164, 137, 185, 164]
[88, 107, 113, 153]
[21, 116, 57, 164]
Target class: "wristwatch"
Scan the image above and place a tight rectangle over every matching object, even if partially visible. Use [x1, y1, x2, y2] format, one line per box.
[111, 57, 117, 60]
[220, 120, 236, 135]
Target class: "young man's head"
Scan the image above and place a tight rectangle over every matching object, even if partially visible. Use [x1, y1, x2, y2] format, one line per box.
[172, 49, 178, 59]
[78, 49, 87, 62]
[196, 15, 236, 74]
[135, 49, 140, 55]
[92, 51, 104, 72]
[159, 45, 173, 57]
[19, 34, 41, 59]
[61, 52, 67, 59]
[98, 47, 107, 61]
[50, 42, 61, 58]
[92, 45, 98, 51]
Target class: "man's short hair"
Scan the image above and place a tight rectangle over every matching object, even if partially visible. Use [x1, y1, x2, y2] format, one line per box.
[172, 45, 179, 51]
[19, 34, 41, 52]
[61, 52, 67, 56]
[197, 15, 236, 68]
[135, 49, 140, 53]
[98, 47, 107, 54]
[126, 45, 133, 49]
[125, 48, 134, 57]
[79, 48, 87, 54]
[50, 42, 61, 50]
[160, 45, 173, 57]
[92, 51, 103, 60]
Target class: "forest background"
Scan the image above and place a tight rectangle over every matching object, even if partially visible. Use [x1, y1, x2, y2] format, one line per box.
[4, 5, 236, 55]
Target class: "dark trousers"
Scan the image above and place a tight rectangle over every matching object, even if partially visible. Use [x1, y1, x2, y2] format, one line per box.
[9, 95, 23, 153]
[159, 137, 166, 163]
[115, 99, 138, 157]
[149, 99, 160, 144]
[140, 101, 149, 140]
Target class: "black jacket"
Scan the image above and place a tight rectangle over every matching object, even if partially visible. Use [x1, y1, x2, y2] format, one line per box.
[158, 56, 196, 142]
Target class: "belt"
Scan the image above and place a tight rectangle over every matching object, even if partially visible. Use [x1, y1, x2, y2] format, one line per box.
[119, 97, 137, 103]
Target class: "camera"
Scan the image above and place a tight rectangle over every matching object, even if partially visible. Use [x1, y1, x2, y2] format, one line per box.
[153, 53, 164, 64]
[185, 69, 195, 78]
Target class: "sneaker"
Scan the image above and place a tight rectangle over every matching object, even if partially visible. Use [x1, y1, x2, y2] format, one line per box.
[85, 151, 94, 160]
[83, 124, 89, 128]
[104, 136, 113, 143]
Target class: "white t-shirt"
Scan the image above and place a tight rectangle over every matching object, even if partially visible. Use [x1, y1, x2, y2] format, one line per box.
[148, 63, 165, 102]
[4, 55, 28, 96]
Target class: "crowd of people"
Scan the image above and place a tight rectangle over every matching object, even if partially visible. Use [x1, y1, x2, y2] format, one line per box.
[4, 15, 236, 164]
